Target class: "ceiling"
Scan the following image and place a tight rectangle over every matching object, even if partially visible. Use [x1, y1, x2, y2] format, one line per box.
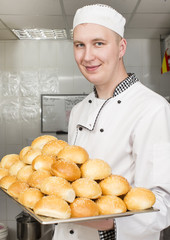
[0, 0, 170, 40]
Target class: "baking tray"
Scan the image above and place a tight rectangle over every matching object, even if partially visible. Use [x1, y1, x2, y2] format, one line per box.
[0, 187, 159, 225]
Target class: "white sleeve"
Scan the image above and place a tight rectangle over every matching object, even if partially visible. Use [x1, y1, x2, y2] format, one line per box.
[116, 103, 170, 240]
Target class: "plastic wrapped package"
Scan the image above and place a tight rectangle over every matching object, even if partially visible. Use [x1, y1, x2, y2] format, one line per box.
[39, 68, 59, 94]
[0, 71, 2, 98]
[20, 71, 39, 97]
[20, 97, 40, 123]
[2, 71, 20, 96]
[2, 98, 20, 121]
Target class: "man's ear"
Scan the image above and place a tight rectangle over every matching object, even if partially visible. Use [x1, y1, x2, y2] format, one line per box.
[119, 38, 127, 59]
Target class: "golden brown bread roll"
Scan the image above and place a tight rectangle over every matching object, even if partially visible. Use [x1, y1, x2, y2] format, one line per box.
[17, 165, 34, 183]
[124, 187, 156, 210]
[99, 175, 131, 196]
[51, 159, 81, 182]
[27, 169, 52, 189]
[18, 188, 44, 209]
[19, 146, 31, 161]
[96, 195, 127, 215]
[22, 149, 42, 165]
[70, 197, 99, 218]
[0, 167, 9, 180]
[7, 181, 29, 199]
[1, 154, 20, 169]
[34, 195, 71, 219]
[81, 159, 112, 180]
[0, 175, 17, 189]
[9, 160, 25, 176]
[31, 135, 58, 150]
[72, 178, 102, 199]
[57, 145, 89, 164]
[42, 140, 68, 157]
[32, 154, 56, 171]
[40, 176, 75, 203]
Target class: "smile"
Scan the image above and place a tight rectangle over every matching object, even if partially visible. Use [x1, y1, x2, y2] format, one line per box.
[85, 65, 101, 72]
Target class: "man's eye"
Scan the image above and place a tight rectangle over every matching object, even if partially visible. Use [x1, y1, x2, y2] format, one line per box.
[75, 43, 84, 48]
[95, 42, 104, 46]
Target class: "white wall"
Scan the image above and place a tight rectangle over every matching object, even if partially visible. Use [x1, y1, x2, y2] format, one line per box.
[0, 39, 170, 240]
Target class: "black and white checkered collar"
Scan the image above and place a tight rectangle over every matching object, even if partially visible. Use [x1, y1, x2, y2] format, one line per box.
[93, 73, 139, 98]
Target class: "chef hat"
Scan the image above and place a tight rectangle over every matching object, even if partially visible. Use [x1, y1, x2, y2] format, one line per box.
[73, 4, 126, 37]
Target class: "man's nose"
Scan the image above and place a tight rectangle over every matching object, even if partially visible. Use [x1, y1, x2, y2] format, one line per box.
[83, 46, 95, 61]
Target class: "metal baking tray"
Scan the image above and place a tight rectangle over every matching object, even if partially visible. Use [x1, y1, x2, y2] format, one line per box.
[0, 187, 159, 225]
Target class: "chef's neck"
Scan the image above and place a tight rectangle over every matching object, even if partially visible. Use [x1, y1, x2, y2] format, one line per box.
[95, 72, 128, 100]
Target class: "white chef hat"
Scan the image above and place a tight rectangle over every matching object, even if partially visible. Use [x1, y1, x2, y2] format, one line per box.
[73, 4, 126, 37]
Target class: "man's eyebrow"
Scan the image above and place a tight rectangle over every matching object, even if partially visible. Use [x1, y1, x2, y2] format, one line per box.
[73, 40, 83, 44]
[92, 38, 106, 42]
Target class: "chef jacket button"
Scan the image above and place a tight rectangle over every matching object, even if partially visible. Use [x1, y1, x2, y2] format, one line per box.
[70, 230, 74, 234]
[88, 100, 92, 103]
[100, 128, 104, 132]
[117, 100, 121, 104]
[79, 127, 83, 131]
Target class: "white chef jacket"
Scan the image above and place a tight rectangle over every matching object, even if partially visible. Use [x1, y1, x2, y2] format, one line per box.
[53, 81, 170, 240]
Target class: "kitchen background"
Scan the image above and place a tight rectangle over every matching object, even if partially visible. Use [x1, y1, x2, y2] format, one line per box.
[0, 0, 170, 239]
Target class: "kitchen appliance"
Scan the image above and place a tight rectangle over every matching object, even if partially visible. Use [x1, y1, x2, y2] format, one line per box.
[0, 223, 8, 240]
[16, 211, 54, 240]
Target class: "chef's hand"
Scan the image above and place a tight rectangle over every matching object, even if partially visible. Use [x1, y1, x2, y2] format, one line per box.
[77, 218, 114, 231]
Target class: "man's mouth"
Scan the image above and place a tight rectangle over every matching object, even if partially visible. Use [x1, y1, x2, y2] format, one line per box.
[85, 64, 101, 72]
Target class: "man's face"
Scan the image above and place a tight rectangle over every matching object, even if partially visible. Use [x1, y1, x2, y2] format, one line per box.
[73, 23, 123, 88]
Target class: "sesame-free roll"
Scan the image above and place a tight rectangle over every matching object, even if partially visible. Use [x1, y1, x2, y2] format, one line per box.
[57, 145, 89, 164]
[7, 181, 29, 199]
[31, 135, 58, 150]
[42, 140, 68, 157]
[34, 195, 71, 219]
[124, 187, 156, 211]
[18, 188, 44, 209]
[1, 154, 20, 169]
[51, 158, 81, 182]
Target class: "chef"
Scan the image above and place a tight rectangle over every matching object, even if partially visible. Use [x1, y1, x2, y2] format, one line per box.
[52, 4, 170, 240]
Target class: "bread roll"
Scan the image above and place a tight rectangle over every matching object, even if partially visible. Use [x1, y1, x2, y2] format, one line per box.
[23, 149, 42, 165]
[0, 168, 9, 180]
[51, 159, 81, 182]
[72, 178, 102, 199]
[28, 169, 52, 189]
[7, 181, 29, 199]
[0, 175, 17, 189]
[17, 165, 34, 183]
[19, 146, 31, 161]
[31, 135, 58, 150]
[32, 154, 56, 171]
[9, 160, 25, 176]
[99, 175, 131, 196]
[18, 188, 44, 209]
[96, 195, 127, 215]
[57, 145, 89, 164]
[34, 195, 71, 219]
[42, 140, 68, 157]
[40, 176, 75, 203]
[1, 154, 20, 169]
[81, 159, 112, 180]
[124, 187, 156, 210]
[70, 198, 99, 218]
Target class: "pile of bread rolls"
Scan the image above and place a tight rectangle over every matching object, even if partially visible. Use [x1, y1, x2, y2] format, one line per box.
[0, 135, 156, 220]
